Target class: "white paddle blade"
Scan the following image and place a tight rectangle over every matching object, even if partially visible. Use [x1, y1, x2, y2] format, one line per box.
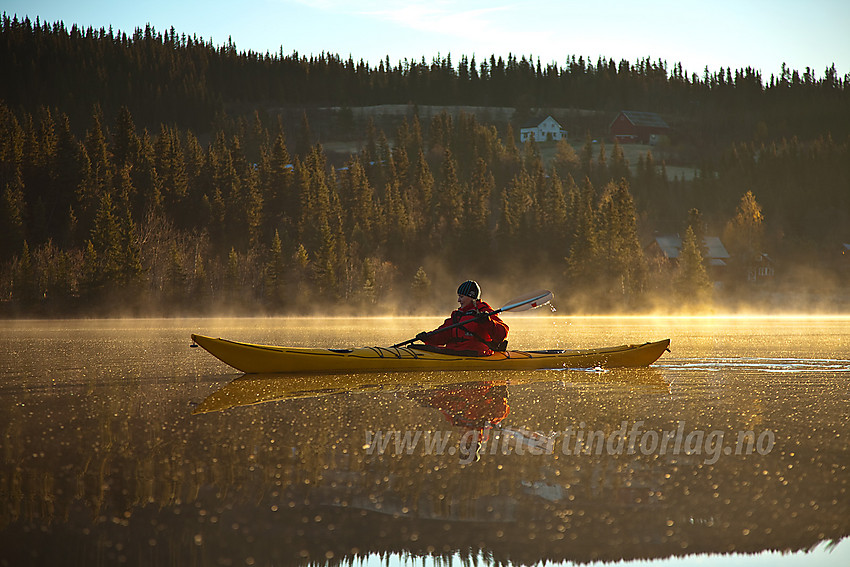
[499, 289, 554, 313]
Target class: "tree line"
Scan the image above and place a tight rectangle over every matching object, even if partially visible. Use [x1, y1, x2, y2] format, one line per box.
[0, 101, 672, 314]
[1, 15, 848, 315]
[2, 14, 848, 150]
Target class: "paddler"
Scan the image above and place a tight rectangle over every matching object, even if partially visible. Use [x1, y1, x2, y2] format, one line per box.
[415, 280, 509, 356]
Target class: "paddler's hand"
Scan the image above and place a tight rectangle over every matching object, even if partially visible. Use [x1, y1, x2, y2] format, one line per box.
[415, 332, 429, 342]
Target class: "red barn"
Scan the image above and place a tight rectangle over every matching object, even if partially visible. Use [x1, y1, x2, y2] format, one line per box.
[610, 111, 670, 145]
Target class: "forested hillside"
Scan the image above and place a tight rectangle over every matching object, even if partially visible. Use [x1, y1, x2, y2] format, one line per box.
[1, 15, 848, 316]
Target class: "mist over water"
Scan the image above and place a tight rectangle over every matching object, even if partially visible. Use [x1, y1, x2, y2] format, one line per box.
[1, 316, 848, 566]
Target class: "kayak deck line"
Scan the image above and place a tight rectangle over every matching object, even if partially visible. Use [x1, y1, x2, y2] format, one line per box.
[191, 334, 671, 374]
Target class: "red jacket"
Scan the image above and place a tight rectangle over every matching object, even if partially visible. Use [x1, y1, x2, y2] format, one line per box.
[423, 300, 509, 356]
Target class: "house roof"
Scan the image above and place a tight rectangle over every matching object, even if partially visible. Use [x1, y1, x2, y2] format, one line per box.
[616, 111, 669, 129]
[652, 235, 730, 260]
[520, 115, 562, 129]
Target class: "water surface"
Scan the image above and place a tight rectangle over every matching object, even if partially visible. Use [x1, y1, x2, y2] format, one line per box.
[1, 317, 848, 566]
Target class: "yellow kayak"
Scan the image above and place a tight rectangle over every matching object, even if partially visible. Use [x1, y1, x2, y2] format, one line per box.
[191, 334, 671, 374]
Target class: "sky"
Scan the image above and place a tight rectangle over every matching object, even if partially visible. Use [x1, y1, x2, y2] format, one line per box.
[5, 0, 850, 80]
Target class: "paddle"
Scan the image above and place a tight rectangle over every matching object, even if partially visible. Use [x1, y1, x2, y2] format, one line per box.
[392, 289, 554, 349]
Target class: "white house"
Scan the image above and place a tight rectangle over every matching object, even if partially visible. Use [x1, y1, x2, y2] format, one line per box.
[520, 115, 566, 143]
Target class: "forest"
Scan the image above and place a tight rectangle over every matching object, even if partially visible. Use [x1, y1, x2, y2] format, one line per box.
[1, 15, 849, 316]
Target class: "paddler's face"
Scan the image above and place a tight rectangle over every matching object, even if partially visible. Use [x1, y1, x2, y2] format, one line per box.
[458, 294, 475, 309]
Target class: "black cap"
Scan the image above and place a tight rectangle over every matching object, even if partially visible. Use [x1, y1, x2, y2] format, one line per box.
[457, 280, 480, 299]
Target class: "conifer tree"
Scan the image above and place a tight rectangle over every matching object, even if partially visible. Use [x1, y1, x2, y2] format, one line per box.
[339, 157, 376, 251]
[132, 129, 162, 219]
[359, 257, 378, 305]
[88, 190, 122, 289]
[502, 123, 520, 170]
[723, 190, 765, 281]
[567, 177, 599, 290]
[552, 138, 580, 180]
[12, 241, 38, 306]
[77, 109, 111, 236]
[265, 131, 294, 235]
[687, 208, 709, 265]
[411, 148, 434, 236]
[183, 130, 208, 221]
[383, 177, 414, 264]
[580, 132, 594, 177]
[362, 117, 379, 166]
[265, 229, 286, 309]
[595, 140, 608, 183]
[411, 265, 432, 306]
[244, 166, 264, 252]
[390, 143, 410, 192]
[155, 125, 189, 222]
[165, 242, 187, 306]
[297, 145, 334, 254]
[541, 170, 569, 258]
[597, 179, 647, 301]
[676, 225, 713, 308]
[22, 108, 57, 243]
[521, 137, 541, 174]
[225, 246, 240, 305]
[294, 111, 313, 158]
[53, 112, 86, 244]
[1, 169, 26, 260]
[434, 148, 463, 245]
[0, 101, 25, 192]
[111, 105, 141, 170]
[497, 166, 534, 258]
[465, 157, 494, 259]
[291, 243, 312, 308]
[610, 138, 630, 181]
[114, 165, 143, 287]
[614, 179, 646, 298]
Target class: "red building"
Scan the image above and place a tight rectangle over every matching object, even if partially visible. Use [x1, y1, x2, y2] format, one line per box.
[609, 111, 670, 145]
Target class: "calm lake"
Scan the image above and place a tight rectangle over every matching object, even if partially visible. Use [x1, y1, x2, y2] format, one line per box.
[1, 316, 848, 566]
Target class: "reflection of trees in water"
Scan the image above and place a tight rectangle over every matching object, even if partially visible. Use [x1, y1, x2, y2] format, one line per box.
[1, 377, 848, 565]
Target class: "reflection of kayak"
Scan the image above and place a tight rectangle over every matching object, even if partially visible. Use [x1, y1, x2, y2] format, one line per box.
[193, 368, 669, 414]
[191, 334, 671, 374]
[193, 373, 504, 414]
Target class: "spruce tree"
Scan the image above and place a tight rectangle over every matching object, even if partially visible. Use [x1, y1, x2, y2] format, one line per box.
[411, 265, 432, 306]
[611, 179, 647, 300]
[340, 157, 376, 251]
[723, 190, 765, 282]
[542, 170, 568, 253]
[552, 138, 580, 180]
[155, 125, 189, 222]
[111, 105, 141, 170]
[580, 132, 594, 177]
[411, 148, 434, 237]
[676, 225, 713, 308]
[567, 177, 599, 291]
[265, 229, 286, 309]
[434, 148, 463, 245]
[465, 157, 494, 260]
[266, 131, 294, 235]
[244, 165, 264, 253]
[1, 169, 26, 260]
[88, 190, 122, 289]
[610, 138, 630, 181]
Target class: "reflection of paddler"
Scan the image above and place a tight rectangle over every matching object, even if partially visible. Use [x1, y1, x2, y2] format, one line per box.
[408, 381, 509, 463]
